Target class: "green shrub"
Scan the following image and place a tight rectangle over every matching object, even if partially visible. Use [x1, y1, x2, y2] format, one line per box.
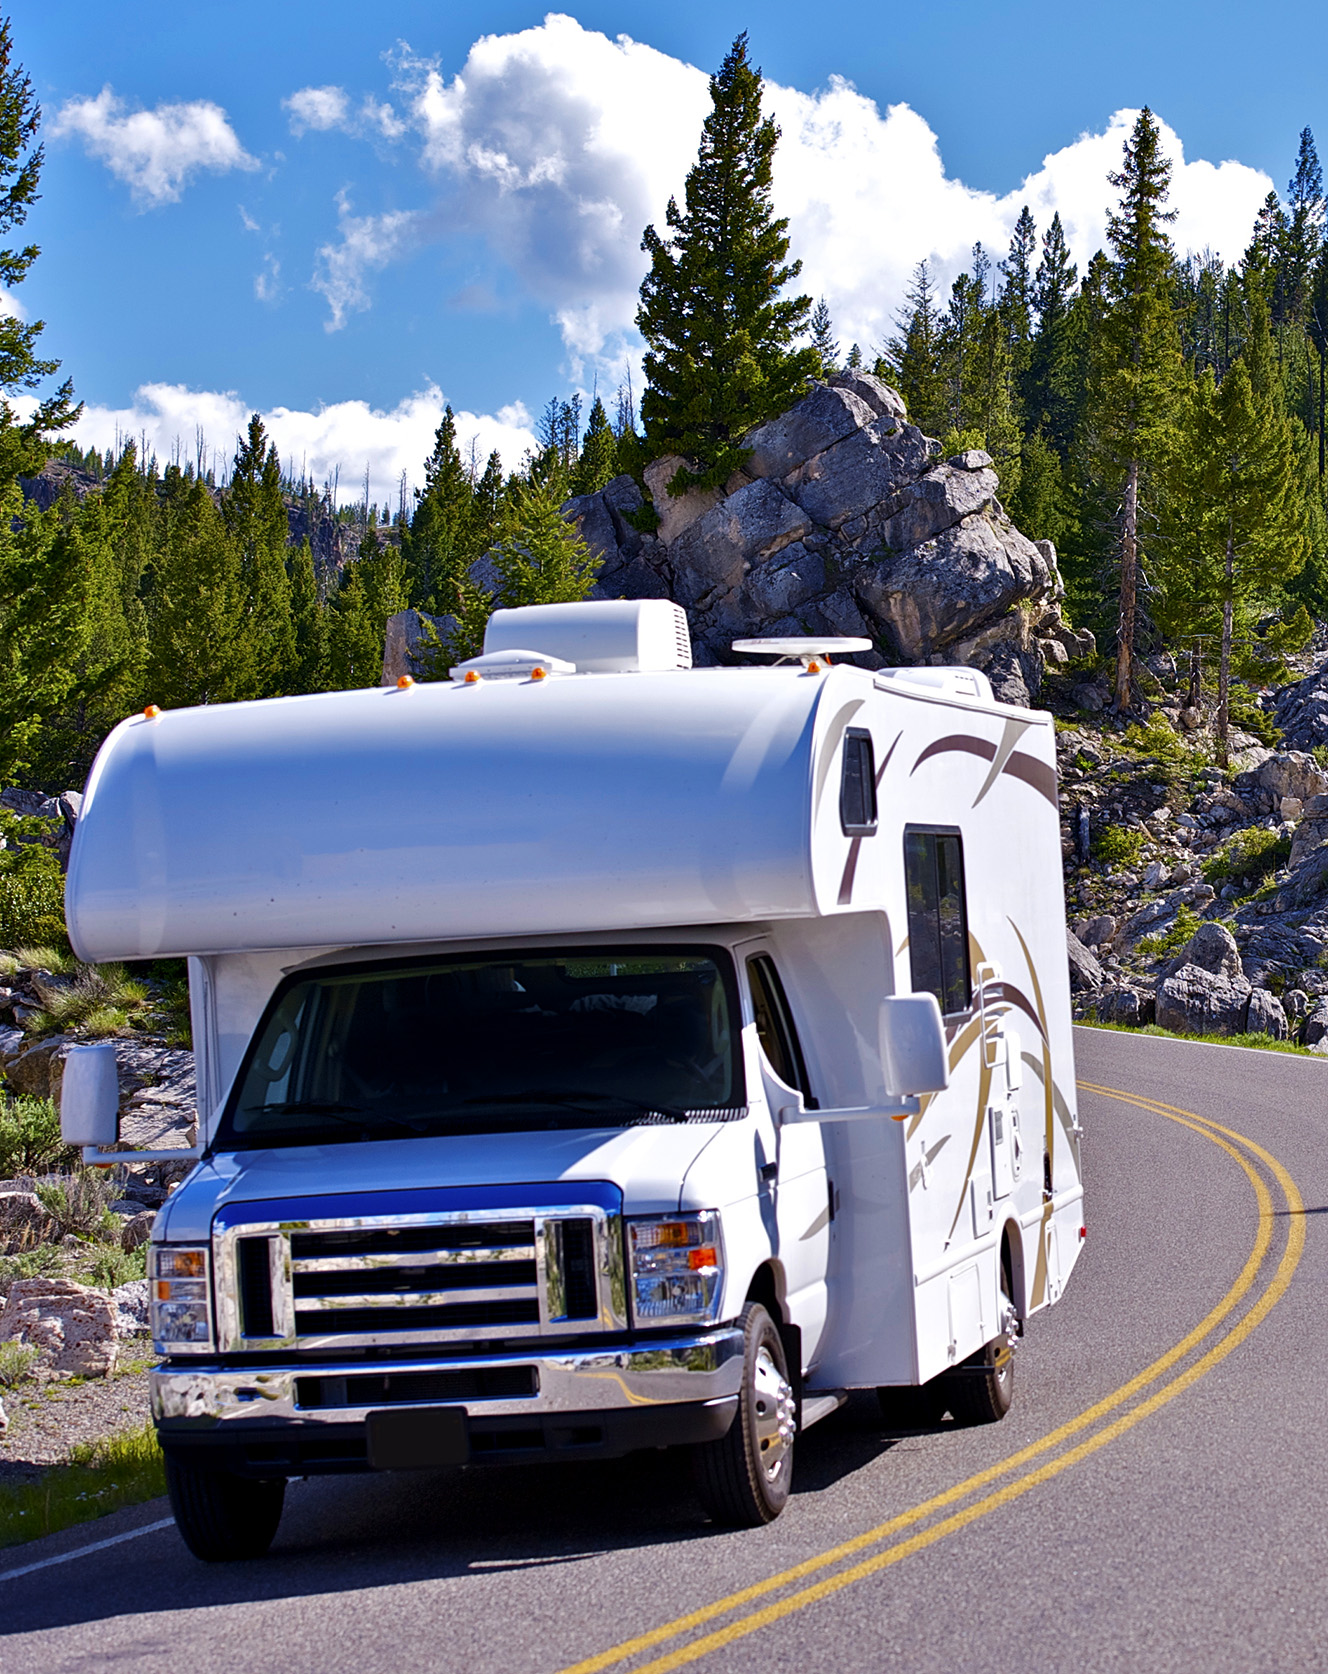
[34, 1172, 119, 1242]
[1120, 710, 1201, 781]
[26, 963, 151, 1038]
[0, 1242, 64, 1288]
[0, 1094, 74, 1177]
[0, 812, 68, 951]
[0, 1341, 39, 1388]
[1136, 905, 1202, 957]
[78, 1241, 147, 1290]
[1092, 826, 1147, 869]
[1202, 826, 1290, 885]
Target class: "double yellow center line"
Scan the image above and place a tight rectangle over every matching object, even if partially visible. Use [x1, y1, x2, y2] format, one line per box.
[554, 1084, 1304, 1674]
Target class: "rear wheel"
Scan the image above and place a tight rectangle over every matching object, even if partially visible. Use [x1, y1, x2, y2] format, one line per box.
[165, 1453, 286, 1561]
[945, 1292, 1016, 1426]
[692, 1302, 796, 1526]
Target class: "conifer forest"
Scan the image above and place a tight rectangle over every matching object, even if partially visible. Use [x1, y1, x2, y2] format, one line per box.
[5, 23, 1328, 799]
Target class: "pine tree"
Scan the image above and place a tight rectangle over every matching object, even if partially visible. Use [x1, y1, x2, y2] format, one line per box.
[570, 397, 618, 497]
[224, 414, 295, 696]
[637, 34, 816, 490]
[882, 261, 947, 436]
[999, 205, 1037, 382]
[1281, 129, 1323, 329]
[1091, 108, 1187, 709]
[810, 297, 839, 376]
[489, 462, 602, 612]
[145, 469, 250, 709]
[403, 407, 477, 614]
[1162, 360, 1310, 764]
[324, 529, 405, 691]
[287, 540, 325, 694]
[1309, 242, 1328, 478]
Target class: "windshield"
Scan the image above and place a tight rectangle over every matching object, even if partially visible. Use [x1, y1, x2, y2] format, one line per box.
[217, 947, 746, 1149]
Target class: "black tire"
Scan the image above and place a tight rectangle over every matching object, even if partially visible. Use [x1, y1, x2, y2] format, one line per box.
[165, 1453, 286, 1562]
[692, 1302, 796, 1527]
[876, 1381, 943, 1430]
[945, 1297, 1015, 1426]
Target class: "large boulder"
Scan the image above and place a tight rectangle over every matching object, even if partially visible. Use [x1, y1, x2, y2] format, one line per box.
[1155, 966, 1251, 1036]
[1234, 751, 1328, 813]
[1159, 921, 1245, 985]
[556, 372, 1070, 676]
[1066, 930, 1103, 993]
[1244, 988, 1288, 1040]
[0, 1276, 120, 1376]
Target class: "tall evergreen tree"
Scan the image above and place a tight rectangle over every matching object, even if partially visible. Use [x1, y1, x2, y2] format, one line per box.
[1161, 360, 1310, 764]
[286, 539, 325, 694]
[403, 407, 477, 614]
[145, 469, 250, 709]
[224, 414, 294, 696]
[1091, 108, 1186, 709]
[882, 261, 947, 436]
[1281, 128, 1323, 329]
[809, 297, 839, 376]
[999, 205, 1037, 380]
[637, 34, 815, 490]
[570, 397, 618, 497]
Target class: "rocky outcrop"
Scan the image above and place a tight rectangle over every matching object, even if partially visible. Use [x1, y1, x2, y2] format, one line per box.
[0, 1277, 120, 1376]
[1273, 663, 1328, 750]
[562, 374, 1086, 701]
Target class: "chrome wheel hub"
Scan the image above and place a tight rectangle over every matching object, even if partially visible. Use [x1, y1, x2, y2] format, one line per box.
[752, 1345, 797, 1480]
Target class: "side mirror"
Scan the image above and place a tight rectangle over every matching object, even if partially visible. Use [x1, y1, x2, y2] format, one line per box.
[880, 993, 949, 1098]
[60, 1043, 120, 1148]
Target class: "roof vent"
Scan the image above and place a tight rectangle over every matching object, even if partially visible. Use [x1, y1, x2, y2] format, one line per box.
[483, 600, 691, 673]
[450, 648, 576, 682]
[874, 667, 994, 702]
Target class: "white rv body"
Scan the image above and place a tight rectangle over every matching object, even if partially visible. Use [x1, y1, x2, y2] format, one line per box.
[65, 602, 1083, 1522]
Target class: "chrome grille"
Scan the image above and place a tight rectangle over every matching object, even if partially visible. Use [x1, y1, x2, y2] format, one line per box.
[214, 1198, 626, 1353]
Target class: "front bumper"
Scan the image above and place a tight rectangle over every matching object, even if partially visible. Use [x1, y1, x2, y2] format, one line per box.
[152, 1326, 744, 1474]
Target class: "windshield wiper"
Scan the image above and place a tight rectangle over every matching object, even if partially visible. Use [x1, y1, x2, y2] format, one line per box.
[453, 1088, 696, 1123]
[242, 1101, 427, 1139]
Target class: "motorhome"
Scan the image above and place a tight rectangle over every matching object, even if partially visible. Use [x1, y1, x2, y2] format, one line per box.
[60, 598, 1085, 1561]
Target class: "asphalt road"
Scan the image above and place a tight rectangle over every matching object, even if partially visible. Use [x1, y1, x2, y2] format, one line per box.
[6, 1025, 1328, 1674]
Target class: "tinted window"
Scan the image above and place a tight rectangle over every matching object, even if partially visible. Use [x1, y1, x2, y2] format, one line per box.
[840, 728, 878, 836]
[746, 954, 815, 1105]
[904, 830, 971, 1015]
[218, 948, 745, 1149]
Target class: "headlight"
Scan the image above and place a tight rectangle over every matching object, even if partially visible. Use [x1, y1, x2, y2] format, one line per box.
[149, 1244, 213, 1351]
[627, 1212, 724, 1327]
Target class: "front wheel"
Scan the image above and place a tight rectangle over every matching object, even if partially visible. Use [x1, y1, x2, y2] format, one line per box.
[165, 1453, 286, 1561]
[691, 1302, 796, 1526]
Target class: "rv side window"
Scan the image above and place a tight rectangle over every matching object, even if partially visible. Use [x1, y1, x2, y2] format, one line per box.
[840, 728, 878, 836]
[746, 955, 815, 1106]
[903, 829, 971, 1015]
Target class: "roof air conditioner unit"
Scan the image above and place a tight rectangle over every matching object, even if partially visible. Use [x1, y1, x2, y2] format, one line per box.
[483, 599, 691, 673]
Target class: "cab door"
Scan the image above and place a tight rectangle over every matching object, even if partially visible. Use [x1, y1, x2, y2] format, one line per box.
[739, 945, 831, 1362]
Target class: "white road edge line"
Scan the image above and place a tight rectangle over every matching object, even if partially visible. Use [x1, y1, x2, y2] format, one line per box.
[0, 1516, 175, 1583]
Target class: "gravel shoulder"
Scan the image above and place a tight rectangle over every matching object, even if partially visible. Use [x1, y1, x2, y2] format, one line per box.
[0, 1356, 155, 1488]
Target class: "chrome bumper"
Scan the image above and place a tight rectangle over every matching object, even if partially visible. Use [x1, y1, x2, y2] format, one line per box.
[151, 1327, 745, 1427]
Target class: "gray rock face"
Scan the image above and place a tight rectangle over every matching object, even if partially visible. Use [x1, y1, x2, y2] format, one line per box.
[642, 455, 723, 547]
[1160, 920, 1245, 984]
[1067, 930, 1103, 993]
[1244, 987, 1288, 1039]
[1234, 751, 1328, 812]
[669, 479, 813, 607]
[1096, 987, 1153, 1027]
[1155, 965, 1251, 1036]
[743, 384, 877, 481]
[1274, 664, 1328, 750]
[381, 607, 458, 684]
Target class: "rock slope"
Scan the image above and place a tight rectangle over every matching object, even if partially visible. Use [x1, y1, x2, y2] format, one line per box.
[564, 372, 1092, 702]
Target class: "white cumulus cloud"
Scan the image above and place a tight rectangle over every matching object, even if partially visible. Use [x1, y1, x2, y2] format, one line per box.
[285, 83, 406, 140]
[311, 191, 423, 331]
[52, 86, 259, 207]
[67, 383, 536, 507]
[332, 14, 1272, 375]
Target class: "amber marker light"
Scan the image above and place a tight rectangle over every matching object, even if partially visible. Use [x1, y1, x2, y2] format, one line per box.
[806, 659, 821, 674]
[530, 666, 547, 680]
[464, 670, 480, 684]
[397, 674, 415, 689]
[143, 704, 161, 719]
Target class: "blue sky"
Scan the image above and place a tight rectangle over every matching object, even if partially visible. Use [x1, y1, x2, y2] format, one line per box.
[12, 0, 1324, 502]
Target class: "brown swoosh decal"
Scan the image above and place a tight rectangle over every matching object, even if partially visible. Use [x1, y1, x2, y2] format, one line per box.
[912, 735, 996, 773]
[988, 981, 1048, 1043]
[1003, 751, 1059, 809]
[813, 699, 866, 815]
